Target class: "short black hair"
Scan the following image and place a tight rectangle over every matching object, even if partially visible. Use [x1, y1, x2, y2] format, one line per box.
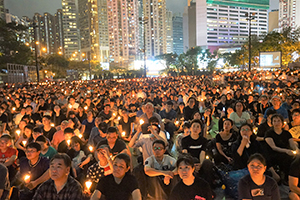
[266, 108, 277, 117]
[42, 115, 51, 120]
[35, 135, 47, 143]
[33, 127, 42, 133]
[64, 127, 74, 135]
[26, 142, 41, 151]
[107, 126, 118, 134]
[149, 116, 159, 124]
[247, 153, 266, 166]
[271, 114, 284, 124]
[152, 139, 166, 148]
[50, 153, 71, 168]
[114, 153, 130, 168]
[176, 154, 194, 168]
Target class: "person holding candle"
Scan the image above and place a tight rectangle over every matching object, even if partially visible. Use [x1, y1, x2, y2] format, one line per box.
[33, 153, 84, 200]
[19, 142, 50, 200]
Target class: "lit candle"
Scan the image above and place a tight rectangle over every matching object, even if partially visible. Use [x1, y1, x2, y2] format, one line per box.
[88, 146, 94, 152]
[12, 107, 16, 111]
[139, 119, 145, 125]
[113, 113, 116, 117]
[22, 140, 27, 147]
[85, 180, 92, 191]
[16, 129, 21, 136]
[50, 123, 55, 127]
[121, 131, 126, 137]
[117, 116, 121, 120]
[175, 121, 180, 126]
[68, 105, 72, 109]
[24, 174, 31, 183]
[205, 155, 210, 160]
[293, 150, 297, 155]
[78, 134, 83, 139]
[66, 140, 71, 146]
[84, 106, 88, 110]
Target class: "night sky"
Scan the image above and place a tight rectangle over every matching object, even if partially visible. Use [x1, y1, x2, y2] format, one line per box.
[5, 0, 278, 19]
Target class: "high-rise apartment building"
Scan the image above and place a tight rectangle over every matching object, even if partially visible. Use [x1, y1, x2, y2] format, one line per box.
[184, 0, 269, 50]
[279, 0, 300, 30]
[0, 0, 4, 21]
[268, 9, 279, 32]
[166, 10, 173, 53]
[172, 13, 184, 54]
[143, 0, 167, 58]
[78, 0, 109, 64]
[107, 0, 139, 67]
[54, 9, 64, 55]
[62, 0, 80, 60]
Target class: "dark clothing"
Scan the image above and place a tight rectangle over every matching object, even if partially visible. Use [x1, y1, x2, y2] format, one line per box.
[183, 106, 198, 121]
[96, 173, 139, 200]
[0, 164, 9, 200]
[169, 177, 212, 200]
[43, 127, 57, 142]
[76, 113, 87, 123]
[238, 174, 280, 200]
[257, 122, 272, 138]
[159, 109, 177, 121]
[181, 135, 208, 159]
[119, 117, 135, 139]
[33, 176, 84, 200]
[231, 136, 262, 170]
[57, 140, 76, 158]
[215, 132, 237, 164]
[265, 129, 292, 150]
[53, 113, 67, 126]
[82, 119, 95, 140]
[98, 139, 127, 156]
[289, 157, 300, 187]
[20, 157, 49, 183]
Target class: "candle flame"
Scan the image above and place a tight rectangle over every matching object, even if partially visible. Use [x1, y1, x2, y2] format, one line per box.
[22, 140, 27, 147]
[85, 180, 92, 190]
[89, 146, 94, 152]
[140, 119, 144, 125]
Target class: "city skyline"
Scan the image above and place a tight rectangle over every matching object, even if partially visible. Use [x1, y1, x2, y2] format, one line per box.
[5, 0, 280, 18]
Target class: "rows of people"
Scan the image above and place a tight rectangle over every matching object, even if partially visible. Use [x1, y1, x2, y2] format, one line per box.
[0, 69, 300, 200]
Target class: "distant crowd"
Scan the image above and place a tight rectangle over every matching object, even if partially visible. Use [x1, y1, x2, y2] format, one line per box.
[0, 69, 300, 200]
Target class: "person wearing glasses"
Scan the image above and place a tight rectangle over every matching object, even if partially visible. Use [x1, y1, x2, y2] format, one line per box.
[90, 153, 141, 200]
[144, 140, 176, 200]
[238, 153, 280, 200]
[19, 142, 50, 200]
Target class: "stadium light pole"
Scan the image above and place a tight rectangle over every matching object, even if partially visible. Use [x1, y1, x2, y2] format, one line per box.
[245, 12, 255, 72]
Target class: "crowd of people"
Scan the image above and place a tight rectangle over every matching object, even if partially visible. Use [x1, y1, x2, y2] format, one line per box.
[0, 69, 300, 200]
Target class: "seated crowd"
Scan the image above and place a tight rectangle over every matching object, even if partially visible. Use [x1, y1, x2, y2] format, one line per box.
[1, 69, 300, 200]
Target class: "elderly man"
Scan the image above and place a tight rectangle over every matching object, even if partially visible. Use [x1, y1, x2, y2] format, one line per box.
[139, 102, 164, 131]
[33, 153, 83, 200]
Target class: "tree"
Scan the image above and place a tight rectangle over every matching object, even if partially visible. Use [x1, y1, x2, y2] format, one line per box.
[0, 19, 32, 68]
[45, 54, 69, 78]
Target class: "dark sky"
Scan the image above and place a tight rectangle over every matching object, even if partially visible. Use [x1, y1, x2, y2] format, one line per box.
[5, 0, 278, 18]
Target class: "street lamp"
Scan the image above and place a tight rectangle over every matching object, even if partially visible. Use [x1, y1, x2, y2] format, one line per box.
[245, 12, 255, 71]
[82, 52, 91, 80]
[139, 16, 148, 77]
[33, 21, 40, 82]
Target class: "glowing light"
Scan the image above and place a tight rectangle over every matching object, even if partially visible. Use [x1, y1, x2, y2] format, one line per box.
[89, 146, 94, 152]
[113, 113, 116, 117]
[22, 140, 27, 147]
[139, 119, 145, 125]
[16, 130, 21, 136]
[253, 127, 258, 135]
[175, 121, 180, 126]
[78, 134, 83, 139]
[24, 174, 31, 183]
[205, 155, 210, 159]
[67, 140, 71, 146]
[68, 105, 72, 109]
[121, 131, 126, 137]
[84, 106, 88, 110]
[85, 180, 92, 190]
[117, 116, 121, 120]
[293, 150, 297, 155]
[12, 107, 16, 111]
[50, 123, 55, 127]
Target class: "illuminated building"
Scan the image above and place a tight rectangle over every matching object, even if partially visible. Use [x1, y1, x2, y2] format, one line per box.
[279, 0, 300, 30]
[172, 13, 184, 54]
[166, 10, 173, 53]
[143, 0, 167, 58]
[62, 0, 80, 60]
[107, 0, 139, 67]
[183, 0, 269, 50]
[0, 0, 4, 21]
[78, 0, 109, 64]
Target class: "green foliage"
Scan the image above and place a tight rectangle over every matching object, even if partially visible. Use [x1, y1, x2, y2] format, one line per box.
[0, 19, 32, 68]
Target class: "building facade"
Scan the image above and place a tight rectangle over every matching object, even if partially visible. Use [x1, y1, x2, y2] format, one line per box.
[184, 0, 269, 50]
[62, 0, 80, 60]
[143, 0, 167, 58]
[172, 13, 184, 54]
[0, 0, 4, 21]
[279, 0, 300, 30]
[166, 10, 173, 53]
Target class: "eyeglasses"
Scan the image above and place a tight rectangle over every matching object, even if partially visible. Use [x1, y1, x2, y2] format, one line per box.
[241, 128, 250, 131]
[26, 150, 37, 154]
[153, 147, 164, 151]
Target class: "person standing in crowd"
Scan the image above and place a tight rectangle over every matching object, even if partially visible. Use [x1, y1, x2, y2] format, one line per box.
[33, 153, 84, 200]
[238, 153, 280, 200]
[90, 153, 141, 200]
